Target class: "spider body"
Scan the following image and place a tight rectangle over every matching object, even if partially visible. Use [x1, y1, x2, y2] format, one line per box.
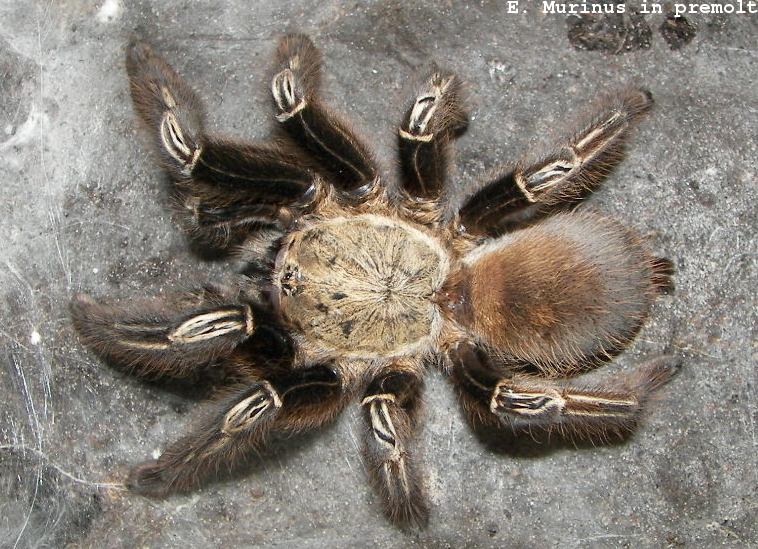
[70, 34, 678, 530]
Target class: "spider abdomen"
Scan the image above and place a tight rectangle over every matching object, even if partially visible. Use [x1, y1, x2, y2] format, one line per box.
[463, 212, 661, 372]
[274, 214, 450, 357]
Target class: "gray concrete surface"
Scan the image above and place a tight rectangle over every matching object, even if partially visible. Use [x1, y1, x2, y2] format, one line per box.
[1, 1, 756, 548]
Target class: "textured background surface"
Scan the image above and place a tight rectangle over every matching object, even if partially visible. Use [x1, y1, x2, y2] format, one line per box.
[1, 1, 756, 548]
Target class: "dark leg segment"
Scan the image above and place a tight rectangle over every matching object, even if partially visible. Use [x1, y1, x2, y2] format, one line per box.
[128, 363, 343, 495]
[126, 41, 319, 246]
[271, 34, 378, 195]
[459, 88, 653, 234]
[181, 139, 319, 246]
[398, 71, 467, 199]
[69, 287, 263, 379]
[457, 170, 531, 234]
[450, 341, 680, 439]
[361, 362, 428, 529]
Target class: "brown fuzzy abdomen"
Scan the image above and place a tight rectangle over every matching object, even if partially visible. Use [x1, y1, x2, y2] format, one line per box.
[465, 212, 659, 373]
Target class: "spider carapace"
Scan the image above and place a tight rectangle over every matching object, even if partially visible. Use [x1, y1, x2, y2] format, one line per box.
[71, 34, 678, 529]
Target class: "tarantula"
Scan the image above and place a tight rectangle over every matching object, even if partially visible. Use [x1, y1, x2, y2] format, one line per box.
[70, 34, 678, 529]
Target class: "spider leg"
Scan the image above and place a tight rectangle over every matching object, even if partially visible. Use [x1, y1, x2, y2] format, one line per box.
[128, 362, 344, 495]
[459, 88, 653, 234]
[397, 70, 467, 200]
[271, 34, 379, 197]
[126, 41, 320, 247]
[360, 361, 428, 530]
[450, 341, 680, 439]
[69, 287, 287, 380]
[174, 139, 321, 247]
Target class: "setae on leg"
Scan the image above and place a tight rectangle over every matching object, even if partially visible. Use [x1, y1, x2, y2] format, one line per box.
[450, 341, 680, 439]
[271, 34, 379, 197]
[397, 70, 467, 200]
[361, 361, 428, 529]
[459, 88, 653, 234]
[70, 286, 268, 380]
[128, 362, 344, 495]
[126, 40, 321, 247]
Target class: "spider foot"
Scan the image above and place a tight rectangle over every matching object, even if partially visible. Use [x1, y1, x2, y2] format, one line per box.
[401, 72, 466, 141]
[126, 41, 321, 248]
[127, 461, 176, 496]
[126, 382, 283, 496]
[459, 88, 653, 233]
[492, 355, 681, 437]
[126, 365, 345, 496]
[514, 88, 653, 204]
[271, 34, 320, 120]
[361, 364, 429, 530]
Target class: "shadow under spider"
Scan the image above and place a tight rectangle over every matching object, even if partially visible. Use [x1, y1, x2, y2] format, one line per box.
[469, 418, 637, 458]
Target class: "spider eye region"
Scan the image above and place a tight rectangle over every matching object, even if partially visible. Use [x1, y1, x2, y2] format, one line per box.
[274, 214, 450, 356]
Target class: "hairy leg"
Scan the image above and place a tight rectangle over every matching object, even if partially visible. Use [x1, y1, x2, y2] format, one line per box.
[450, 341, 680, 439]
[397, 70, 467, 200]
[126, 41, 320, 247]
[69, 286, 282, 380]
[271, 34, 379, 197]
[361, 360, 428, 529]
[459, 88, 653, 234]
[128, 362, 344, 495]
